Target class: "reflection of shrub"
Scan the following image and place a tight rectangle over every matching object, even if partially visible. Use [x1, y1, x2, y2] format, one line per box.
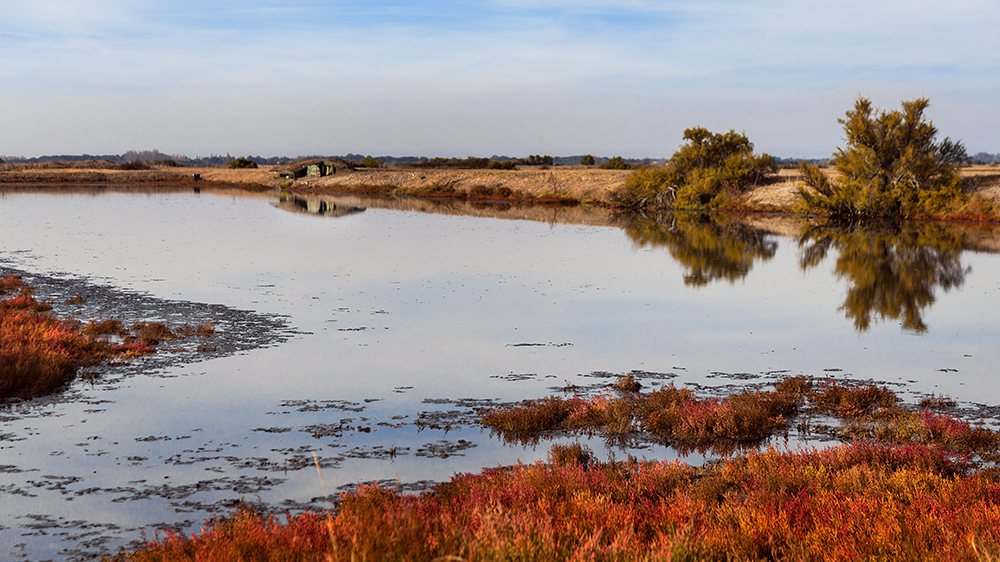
[799, 97, 967, 219]
[227, 157, 258, 169]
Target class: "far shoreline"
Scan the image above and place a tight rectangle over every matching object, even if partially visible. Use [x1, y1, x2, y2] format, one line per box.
[2, 162, 999, 223]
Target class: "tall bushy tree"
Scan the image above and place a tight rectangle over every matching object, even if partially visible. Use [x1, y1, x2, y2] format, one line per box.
[799, 97, 967, 219]
[612, 128, 776, 208]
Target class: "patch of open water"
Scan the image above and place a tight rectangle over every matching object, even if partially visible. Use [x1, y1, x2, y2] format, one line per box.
[1, 187, 999, 560]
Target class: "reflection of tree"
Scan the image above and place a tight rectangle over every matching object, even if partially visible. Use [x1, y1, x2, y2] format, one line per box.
[613, 211, 777, 286]
[798, 223, 969, 333]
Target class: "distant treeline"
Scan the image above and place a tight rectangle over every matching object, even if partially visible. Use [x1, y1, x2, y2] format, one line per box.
[3, 150, 997, 168]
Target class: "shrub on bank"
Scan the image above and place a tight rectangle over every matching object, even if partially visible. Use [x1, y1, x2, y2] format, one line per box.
[612, 128, 776, 209]
[227, 157, 258, 169]
[798, 97, 968, 219]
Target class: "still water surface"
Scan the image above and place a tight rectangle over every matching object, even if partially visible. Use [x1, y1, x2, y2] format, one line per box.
[1, 188, 998, 560]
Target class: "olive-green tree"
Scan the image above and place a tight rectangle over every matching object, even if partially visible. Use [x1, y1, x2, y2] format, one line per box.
[227, 157, 258, 169]
[599, 156, 631, 170]
[580, 154, 596, 166]
[798, 97, 968, 219]
[611, 128, 776, 209]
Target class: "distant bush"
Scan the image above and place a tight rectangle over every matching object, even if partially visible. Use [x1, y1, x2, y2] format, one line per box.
[154, 159, 182, 167]
[580, 154, 596, 166]
[488, 160, 517, 170]
[799, 97, 968, 219]
[227, 157, 258, 169]
[361, 157, 383, 169]
[117, 161, 150, 171]
[600, 156, 631, 170]
[518, 154, 554, 166]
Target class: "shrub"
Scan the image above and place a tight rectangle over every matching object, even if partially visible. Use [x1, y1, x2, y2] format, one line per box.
[487, 160, 517, 170]
[519, 154, 553, 166]
[599, 156, 630, 170]
[612, 128, 776, 208]
[227, 157, 258, 169]
[579, 154, 596, 166]
[798, 97, 968, 219]
[361, 156, 383, 169]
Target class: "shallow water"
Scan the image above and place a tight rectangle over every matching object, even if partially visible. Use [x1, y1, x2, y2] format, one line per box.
[1, 187, 999, 560]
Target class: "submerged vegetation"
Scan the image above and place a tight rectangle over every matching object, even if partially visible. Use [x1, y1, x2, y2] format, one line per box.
[111, 377, 1000, 561]
[0, 275, 216, 400]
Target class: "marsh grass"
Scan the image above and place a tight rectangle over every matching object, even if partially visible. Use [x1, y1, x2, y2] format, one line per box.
[83, 318, 127, 336]
[1, 281, 216, 400]
[129, 322, 178, 345]
[110, 441, 1000, 562]
[106, 374, 1000, 561]
[176, 322, 215, 337]
[483, 383, 799, 446]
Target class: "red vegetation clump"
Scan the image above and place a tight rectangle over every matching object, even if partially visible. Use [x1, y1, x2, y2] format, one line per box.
[1, 279, 214, 400]
[0, 306, 109, 398]
[482, 383, 798, 446]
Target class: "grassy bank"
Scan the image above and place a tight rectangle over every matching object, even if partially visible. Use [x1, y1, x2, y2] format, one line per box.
[2, 162, 998, 220]
[109, 380, 1000, 561]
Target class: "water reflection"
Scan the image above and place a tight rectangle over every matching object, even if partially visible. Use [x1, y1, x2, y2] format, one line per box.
[797, 223, 970, 333]
[613, 211, 778, 286]
[273, 192, 366, 217]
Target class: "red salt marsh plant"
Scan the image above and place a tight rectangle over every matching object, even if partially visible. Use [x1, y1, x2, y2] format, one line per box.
[176, 322, 215, 337]
[482, 383, 799, 446]
[0, 306, 110, 398]
[109, 441, 1000, 562]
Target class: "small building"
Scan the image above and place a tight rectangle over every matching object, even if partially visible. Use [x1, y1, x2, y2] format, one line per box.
[277, 159, 340, 180]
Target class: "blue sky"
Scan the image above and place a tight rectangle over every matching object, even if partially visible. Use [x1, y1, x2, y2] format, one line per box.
[1, 0, 997, 158]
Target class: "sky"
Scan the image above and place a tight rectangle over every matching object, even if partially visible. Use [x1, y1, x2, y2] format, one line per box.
[1, 0, 997, 159]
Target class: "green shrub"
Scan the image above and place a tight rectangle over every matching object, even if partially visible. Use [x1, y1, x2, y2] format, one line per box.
[488, 160, 517, 170]
[580, 154, 596, 166]
[361, 156, 383, 168]
[612, 128, 775, 208]
[600, 156, 631, 170]
[227, 157, 258, 169]
[798, 97, 967, 219]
